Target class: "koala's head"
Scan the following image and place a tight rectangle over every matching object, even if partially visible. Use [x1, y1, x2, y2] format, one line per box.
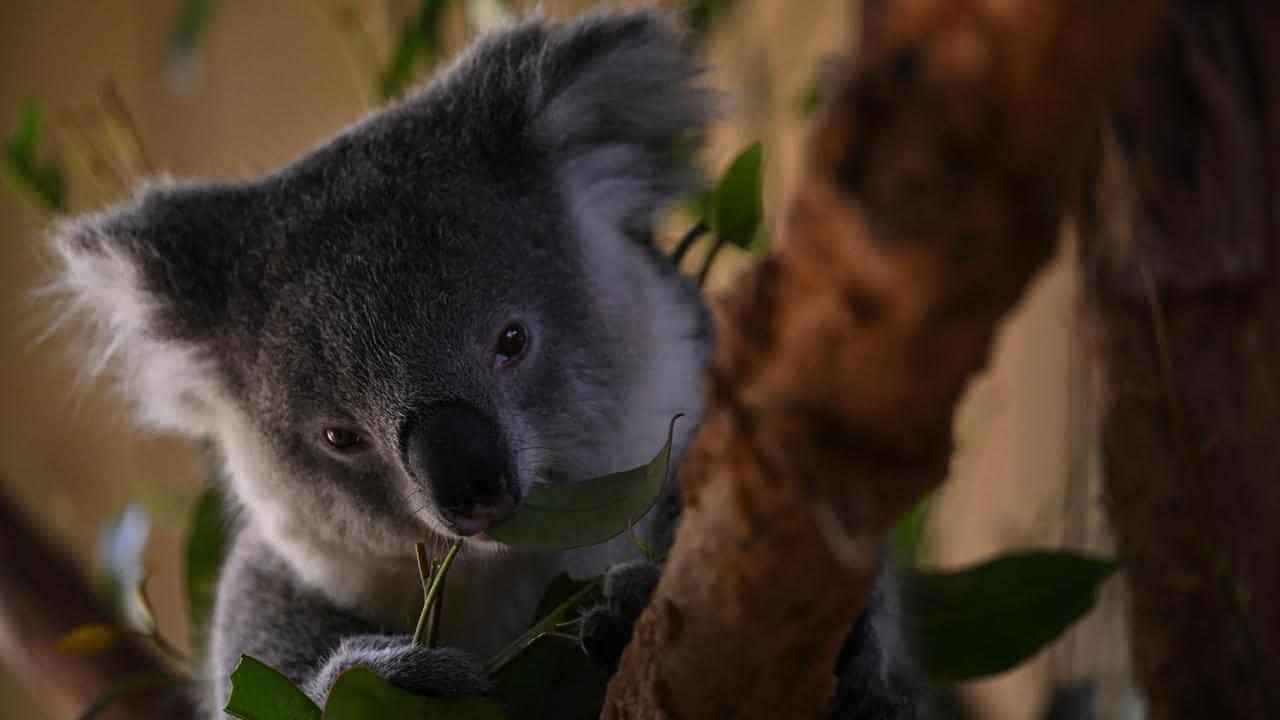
[53, 12, 711, 560]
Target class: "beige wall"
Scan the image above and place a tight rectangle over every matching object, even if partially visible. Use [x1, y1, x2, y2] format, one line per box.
[1, 3, 370, 717]
[0, 2, 1126, 718]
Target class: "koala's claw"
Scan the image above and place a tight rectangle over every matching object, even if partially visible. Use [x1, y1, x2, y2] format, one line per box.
[306, 634, 490, 705]
[579, 562, 661, 672]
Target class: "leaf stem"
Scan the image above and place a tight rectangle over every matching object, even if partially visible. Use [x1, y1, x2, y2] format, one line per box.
[670, 221, 709, 267]
[697, 234, 726, 288]
[412, 539, 462, 646]
[483, 577, 602, 675]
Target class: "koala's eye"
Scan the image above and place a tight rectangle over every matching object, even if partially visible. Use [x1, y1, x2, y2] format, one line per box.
[494, 323, 528, 364]
[323, 427, 365, 453]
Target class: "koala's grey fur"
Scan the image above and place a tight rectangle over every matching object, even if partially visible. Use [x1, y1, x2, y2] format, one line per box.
[53, 11, 712, 715]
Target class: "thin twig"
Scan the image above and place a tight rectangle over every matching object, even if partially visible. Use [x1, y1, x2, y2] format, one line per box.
[670, 221, 709, 266]
[483, 577, 602, 675]
[697, 233, 725, 288]
[413, 539, 462, 646]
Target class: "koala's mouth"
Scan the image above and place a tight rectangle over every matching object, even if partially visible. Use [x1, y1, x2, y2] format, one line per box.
[438, 488, 519, 537]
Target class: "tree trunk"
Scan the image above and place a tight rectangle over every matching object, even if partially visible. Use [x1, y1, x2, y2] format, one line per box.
[0, 490, 195, 719]
[1083, 0, 1280, 717]
[602, 2, 1160, 718]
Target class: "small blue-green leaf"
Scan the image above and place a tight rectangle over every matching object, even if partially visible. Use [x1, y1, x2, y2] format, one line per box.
[709, 143, 764, 252]
[4, 100, 66, 211]
[904, 551, 1118, 682]
[224, 655, 321, 720]
[97, 503, 154, 632]
[322, 668, 506, 719]
[167, 0, 218, 92]
[186, 487, 230, 654]
[465, 0, 513, 33]
[487, 417, 680, 550]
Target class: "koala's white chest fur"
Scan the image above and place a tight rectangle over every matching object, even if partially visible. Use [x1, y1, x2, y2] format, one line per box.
[215, 396, 669, 657]
[284, 542, 563, 658]
[246, 515, 647, 658]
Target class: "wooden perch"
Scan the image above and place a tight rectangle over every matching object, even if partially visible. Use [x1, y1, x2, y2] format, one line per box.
[0, 490, 194, 719]
[601, 1, 1160, 718]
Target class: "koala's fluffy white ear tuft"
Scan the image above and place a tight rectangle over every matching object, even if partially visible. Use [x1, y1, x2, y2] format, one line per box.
[49, 182, 239, 435]
[532, 11, 715, 240]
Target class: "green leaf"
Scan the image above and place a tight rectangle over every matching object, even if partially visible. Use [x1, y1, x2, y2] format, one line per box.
[904, 551, 1118, 682]
[492, 575, 608, 720]
[484, 576, 602, 677]
[890, 493, 932, 567]
[381, 0, 452, 100]
[186, 487, 230, 654]
[224, 656, 321, 720]
[708, 143, 764, 252]
[487, 416, 681, 549]
[4, 100, 66, 211]
[322, 668, 506, 719]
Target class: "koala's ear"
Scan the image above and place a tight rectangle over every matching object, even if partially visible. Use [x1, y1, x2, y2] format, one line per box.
[52, 180, 252, 434]
[530, 11, 714, 240]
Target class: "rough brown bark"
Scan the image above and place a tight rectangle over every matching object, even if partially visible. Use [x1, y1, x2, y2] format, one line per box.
[602, 2, 1160, 718]
[0, 490, 195, 719]
[1083, 0, 1280, 717]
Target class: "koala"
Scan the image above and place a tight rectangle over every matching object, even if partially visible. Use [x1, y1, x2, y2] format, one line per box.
[59, 9, 1083, 720]
[53, 11, 711, 715]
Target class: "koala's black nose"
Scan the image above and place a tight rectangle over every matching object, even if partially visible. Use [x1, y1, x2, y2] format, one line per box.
[403, 402, 519, 536]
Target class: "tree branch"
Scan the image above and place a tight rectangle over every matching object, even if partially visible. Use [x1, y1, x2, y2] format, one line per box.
[0, 489, 194, 719]
[602, 1, 1161, 718]
[1083, 1, 1280, 716]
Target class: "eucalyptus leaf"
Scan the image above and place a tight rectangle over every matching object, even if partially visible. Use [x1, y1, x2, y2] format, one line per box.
[77, 672, 184, 720]
[224, 655, 321, 720]
[381, 0, 452, 100]
[186, 487, 230, 654]
[487, 416, 680, 549]
[169, 0, 217, 55]
[709, 142, 764, 252]
[890, 493, 933, 568]
[904, 551, 1118, 682]
[492, 574, 608, 720]
[167, 0, 218, 92]
[4, 100, 66, 211]
[322, 668, 506, 719]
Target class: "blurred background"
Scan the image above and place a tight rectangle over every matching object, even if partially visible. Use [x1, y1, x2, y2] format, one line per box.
[0, 1, 1130, 718]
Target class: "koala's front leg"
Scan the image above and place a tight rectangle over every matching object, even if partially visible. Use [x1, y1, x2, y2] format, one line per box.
[578, 561, 662, 672]
[306, 635, 488, 700]
[207, 530, 488, 713]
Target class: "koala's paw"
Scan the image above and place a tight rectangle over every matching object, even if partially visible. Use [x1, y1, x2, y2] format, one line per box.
[578, 561, 661, 672]
[306, 634, 490, 705]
